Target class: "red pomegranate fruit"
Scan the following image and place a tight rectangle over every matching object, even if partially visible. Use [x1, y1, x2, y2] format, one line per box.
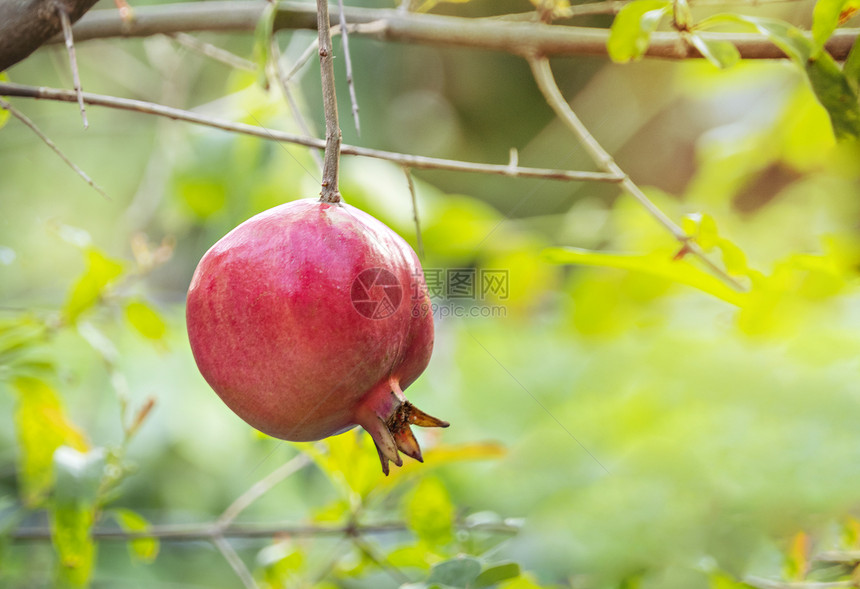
[186, 198, 447, 474]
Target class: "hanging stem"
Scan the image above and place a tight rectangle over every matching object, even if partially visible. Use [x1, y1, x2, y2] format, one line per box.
[316, 0, 342, 204]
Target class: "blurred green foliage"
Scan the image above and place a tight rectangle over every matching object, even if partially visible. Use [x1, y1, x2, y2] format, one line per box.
[1, 0, 860, 588]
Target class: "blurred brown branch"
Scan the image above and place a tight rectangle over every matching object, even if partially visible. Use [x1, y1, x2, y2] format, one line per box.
[0, 81, 620, 184]
[57, 1, 859, 61]
[11, 519, 521, 542]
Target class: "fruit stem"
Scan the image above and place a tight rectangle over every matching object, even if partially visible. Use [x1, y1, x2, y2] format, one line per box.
[316, 0, 342, 204]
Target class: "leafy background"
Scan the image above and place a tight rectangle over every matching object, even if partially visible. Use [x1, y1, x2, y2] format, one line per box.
[1, 0, 860, 588]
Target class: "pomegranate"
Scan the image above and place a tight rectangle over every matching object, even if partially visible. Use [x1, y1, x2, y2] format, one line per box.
[186, 198, 447, 474]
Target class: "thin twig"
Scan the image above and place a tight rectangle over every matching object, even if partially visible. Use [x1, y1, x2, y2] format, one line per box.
[743, 577, 854, 589]
[0, 82, 620, 183]
[402, 166, 425, 260]
[57, 4, 88, 128]
[270, 36, 324, 174]
[337, 0, 361, 135]
[213, 535, 259, 589]
[0, 98, 108, 199]
[316, 0, 342, 204]
[60, 2, 860, 61]
[218, 454, 311, 528]
[349, 532, 412, 585]
[11, 520, 521, 542]
[169, 32, 256, 70]
[526, 56, 746, 292]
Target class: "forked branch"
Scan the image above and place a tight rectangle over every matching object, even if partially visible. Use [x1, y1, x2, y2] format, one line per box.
[0, 82, 619, 184]
[527, 56, 745, 291]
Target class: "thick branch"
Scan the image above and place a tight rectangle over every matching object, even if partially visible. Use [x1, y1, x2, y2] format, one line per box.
[0, 0, 99, 72]
[58, 1, 859, 61]
[0, 81, 620, 183]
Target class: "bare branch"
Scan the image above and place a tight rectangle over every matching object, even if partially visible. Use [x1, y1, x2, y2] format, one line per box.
[217, 454, 311, 528]
[0, 0, 98, 71]
[402, 167, 424, 260]
[337, 0, 361, 135]
[169, 32, 256, 71]
[270, 37, 324, 174]
[317, 0, 342, 204]
[350, 533, 412, 585]
[0, 81, 621, 183]
[57, 5, 88, 128]
[11, 519, 521, 542]
[0, 97, 108, 199]
[213, 535, 259, 589]
[60, 2, 859, 61]
[527, 56, 746, 292]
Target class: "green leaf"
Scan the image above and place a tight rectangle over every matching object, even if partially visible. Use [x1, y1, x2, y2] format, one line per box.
[805, 51, 860, 140]
[688, 34, 741, 69]
[50, 503, 96, 587]
[50, 447, 105, 588]
[124, 300, 167, 341]
[0, 72, 9, 131]
[474, 562, 521, 588]
[542, 247, 747, 307]
[64, 248, 125, 324]
[845, 37, 860, 93]
[110, 508, 159, 563]
[682, 213, 720, 251]
[696, 14, 812, 64]
[608, 0, 671, 63]
[404, 477, 455, 547]
[427, 556, 482, 588]
[812, 0, 854, 49]
[9, 377, 88, 506]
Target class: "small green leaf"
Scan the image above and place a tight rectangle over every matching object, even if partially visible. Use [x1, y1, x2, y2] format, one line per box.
[124, 300, 167, 341]
[805, 51, 860, 140]
[697, 14, 812, 64]
[812, 0, 854, 49]
[608, 0, 671, 63]
[64, 248, 125, 324]
[542, 247, 747, 307]
[0, 72, 9, 131]
[10, 377, 88, 506]
[474, 562, 521, 588]
[51, 447, 105, 588]
[50, 503, 96, 587]
[688, 34, 741, 69]
[404, 477, 455, 547]
[110, 508, 159, 563]
[427, 556, 482, 588]
[845, 38, 860, 93]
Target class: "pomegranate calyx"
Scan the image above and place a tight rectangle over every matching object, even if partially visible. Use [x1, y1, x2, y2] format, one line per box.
[358, 396, 449, 476]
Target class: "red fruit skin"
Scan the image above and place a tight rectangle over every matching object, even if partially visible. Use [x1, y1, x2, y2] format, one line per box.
[186, 199, 434, 444]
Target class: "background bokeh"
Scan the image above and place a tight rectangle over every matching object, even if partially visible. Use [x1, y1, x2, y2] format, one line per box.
[2, 0, 860, 588]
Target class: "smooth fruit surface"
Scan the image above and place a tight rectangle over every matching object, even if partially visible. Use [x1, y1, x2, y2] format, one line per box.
[186, 199, 447, 473]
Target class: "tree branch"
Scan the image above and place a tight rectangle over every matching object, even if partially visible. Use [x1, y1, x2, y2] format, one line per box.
[528, 56, 746, 292]
[0, 82, 619, 184]
[10, 519, 521, 542]
[316, 0, 342, 204]
[58, 1, 859, 61]
[0, 0, 99, 72]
